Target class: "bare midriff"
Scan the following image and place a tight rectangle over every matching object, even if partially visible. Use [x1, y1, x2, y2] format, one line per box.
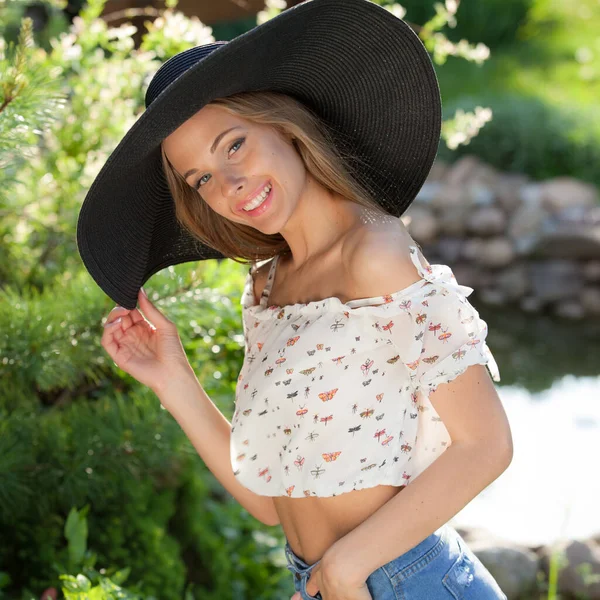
[273, 484, 406, 565]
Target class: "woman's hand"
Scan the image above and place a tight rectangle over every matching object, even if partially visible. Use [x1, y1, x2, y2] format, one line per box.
[100, 288, 192, 397]
[291, 559, 373, 600]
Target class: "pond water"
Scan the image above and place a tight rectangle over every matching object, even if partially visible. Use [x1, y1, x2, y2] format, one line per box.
[448, 304, 600, 547]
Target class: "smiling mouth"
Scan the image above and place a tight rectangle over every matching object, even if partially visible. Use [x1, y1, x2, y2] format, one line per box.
[240, 182, 273, 213]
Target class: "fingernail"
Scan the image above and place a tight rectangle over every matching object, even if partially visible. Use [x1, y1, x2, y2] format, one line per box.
[104, 317, 122, 327]
[141, 287, 147, 297]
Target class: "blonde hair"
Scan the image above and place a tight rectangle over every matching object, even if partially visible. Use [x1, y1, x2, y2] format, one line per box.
[160, 90, 390, 265]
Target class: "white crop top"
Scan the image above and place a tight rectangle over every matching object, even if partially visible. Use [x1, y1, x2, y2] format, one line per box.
[230, 245, 501, 498]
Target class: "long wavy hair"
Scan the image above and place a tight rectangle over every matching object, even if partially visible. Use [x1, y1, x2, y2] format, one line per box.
[160, 90, 391, 266]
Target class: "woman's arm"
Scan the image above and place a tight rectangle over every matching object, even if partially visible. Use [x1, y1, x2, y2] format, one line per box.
[322, 235, 512, 583]
[155, 369, 280, 527]
[324, 425, 511, 584]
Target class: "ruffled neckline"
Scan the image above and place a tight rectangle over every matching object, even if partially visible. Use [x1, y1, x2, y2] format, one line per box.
[242, 245, 474, 320]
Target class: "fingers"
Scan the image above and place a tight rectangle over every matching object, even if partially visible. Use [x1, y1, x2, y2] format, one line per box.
[101, 289, 168, 361]
[136, 288, 173, 329]
[104, 305, 145, 331]
[101, 306, 129, 353]
[105, 306, 128, 322]
[128, 308, 145, 325]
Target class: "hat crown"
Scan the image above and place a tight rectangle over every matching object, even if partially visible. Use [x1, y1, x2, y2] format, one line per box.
[145, 41, 228, 108]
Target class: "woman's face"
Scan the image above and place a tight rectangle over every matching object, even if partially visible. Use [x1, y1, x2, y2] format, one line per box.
[161, 104, 307, 234]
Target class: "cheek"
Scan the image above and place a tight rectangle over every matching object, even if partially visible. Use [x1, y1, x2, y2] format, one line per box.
[200, 195, 225, 215]
[204, 197, 243, 222]
[270, 144, 304, 180]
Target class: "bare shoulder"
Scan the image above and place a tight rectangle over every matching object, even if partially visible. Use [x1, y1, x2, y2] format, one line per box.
[341, 220, 428, 299]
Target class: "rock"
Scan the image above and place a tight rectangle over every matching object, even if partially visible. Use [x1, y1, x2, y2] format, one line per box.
[477, 237, 516, 268]
[437, 204, 472, 236]
[453, 525, 492, 543]
[583, 261, 600, 282]
[426, 159, 450, 182]
[469, 543, 540, 600]
[538, 176, 599, 213]
[402, 206, 438, 244]
[581, 287, 600, 315]
[477, 269, 498, 288]
[469, 182, 496, 207]
[519, 183, 543, 207]
[402, 159, 600, 320]
[449, 262, 483, 289]
[533, 206, 600, 260]
[520, 295, 544, 313]
[533, 229, 600, 260]
[473, 164, 501, 187]
[552, 299, 585, 319]
[529, 260, 584, 302]
[430, 183, 473, 212]
[444, 156, 499, 188]
[444, 155, 482, 186]
[539, 539, 600, 599]
[435, 236, 463, 262]
[414, 181, 443, 207]
[495, 263, 530, 301]
[493, 172, 530, 213]
[479, 288, 508, 305]
[467, 206, 507, 236]
[507, 203, 549, 255]
[556, 204, 600, 225]
[454, 526, 540, 600]
[461, 238, 486, 262]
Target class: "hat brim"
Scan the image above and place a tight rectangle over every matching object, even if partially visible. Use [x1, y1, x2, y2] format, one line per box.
[77, 0, 441, 309]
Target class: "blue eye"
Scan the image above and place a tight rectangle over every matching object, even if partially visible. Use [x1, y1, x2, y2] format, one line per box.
[195, 137, 245, 190]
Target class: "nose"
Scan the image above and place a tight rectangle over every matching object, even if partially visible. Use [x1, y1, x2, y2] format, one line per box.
[222, 173, 246, 198]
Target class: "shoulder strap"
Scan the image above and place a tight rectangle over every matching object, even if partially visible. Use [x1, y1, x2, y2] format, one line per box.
[259, 254, 280, 307]
[408, 245, 433, 279]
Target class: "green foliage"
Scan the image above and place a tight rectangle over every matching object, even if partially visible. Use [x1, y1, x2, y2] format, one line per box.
[374, 0, 546, 49]
[0, 16, 67, 199]
[438, 92, 600, 186]
[51, 506, 160, 599]
[0, 0, 71, 53]
[168, 463, 294, 599]
[0, 386, 194, 597]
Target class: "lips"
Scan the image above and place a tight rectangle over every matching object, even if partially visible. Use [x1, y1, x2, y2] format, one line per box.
[236, 181, 271, 213]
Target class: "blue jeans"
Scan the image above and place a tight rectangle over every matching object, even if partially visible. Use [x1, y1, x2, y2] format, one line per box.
[284, 523, 508, 600]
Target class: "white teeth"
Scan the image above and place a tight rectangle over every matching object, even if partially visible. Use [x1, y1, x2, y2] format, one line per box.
[242, 183, 272, 211]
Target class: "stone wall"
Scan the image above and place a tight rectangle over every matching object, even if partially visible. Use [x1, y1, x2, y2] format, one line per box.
[456, 523, 600, 600]
[402, 155, 600, 319]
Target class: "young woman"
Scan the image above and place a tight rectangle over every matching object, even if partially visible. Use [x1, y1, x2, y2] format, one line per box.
[79, 1, 513, 598]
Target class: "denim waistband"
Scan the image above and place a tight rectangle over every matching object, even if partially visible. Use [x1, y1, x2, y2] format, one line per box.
[284, 523, 449, 577]
[285, 540, 321, 573]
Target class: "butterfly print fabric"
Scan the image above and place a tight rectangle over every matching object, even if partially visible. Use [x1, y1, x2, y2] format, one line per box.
[231, 245, 501, 498]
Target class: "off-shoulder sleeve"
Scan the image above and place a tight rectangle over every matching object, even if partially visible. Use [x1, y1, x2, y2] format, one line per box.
[375, 282, 501, 401]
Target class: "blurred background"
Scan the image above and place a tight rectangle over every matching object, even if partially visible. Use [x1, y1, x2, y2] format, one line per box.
[1, 0, 599, 598]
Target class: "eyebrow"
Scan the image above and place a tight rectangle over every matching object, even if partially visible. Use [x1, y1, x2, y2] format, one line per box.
[183, 126, 243, 183]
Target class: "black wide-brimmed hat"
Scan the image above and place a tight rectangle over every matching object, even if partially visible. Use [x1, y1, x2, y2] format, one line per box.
[76, 0, 442, 310]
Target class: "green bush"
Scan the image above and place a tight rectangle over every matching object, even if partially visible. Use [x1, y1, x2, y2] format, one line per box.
[0, 390, 190, 598]
[438, 92, 600, 186]
[374, 0, 547, 49]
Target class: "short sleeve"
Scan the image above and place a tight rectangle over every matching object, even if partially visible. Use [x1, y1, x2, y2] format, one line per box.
[376, 283, 501, 400]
